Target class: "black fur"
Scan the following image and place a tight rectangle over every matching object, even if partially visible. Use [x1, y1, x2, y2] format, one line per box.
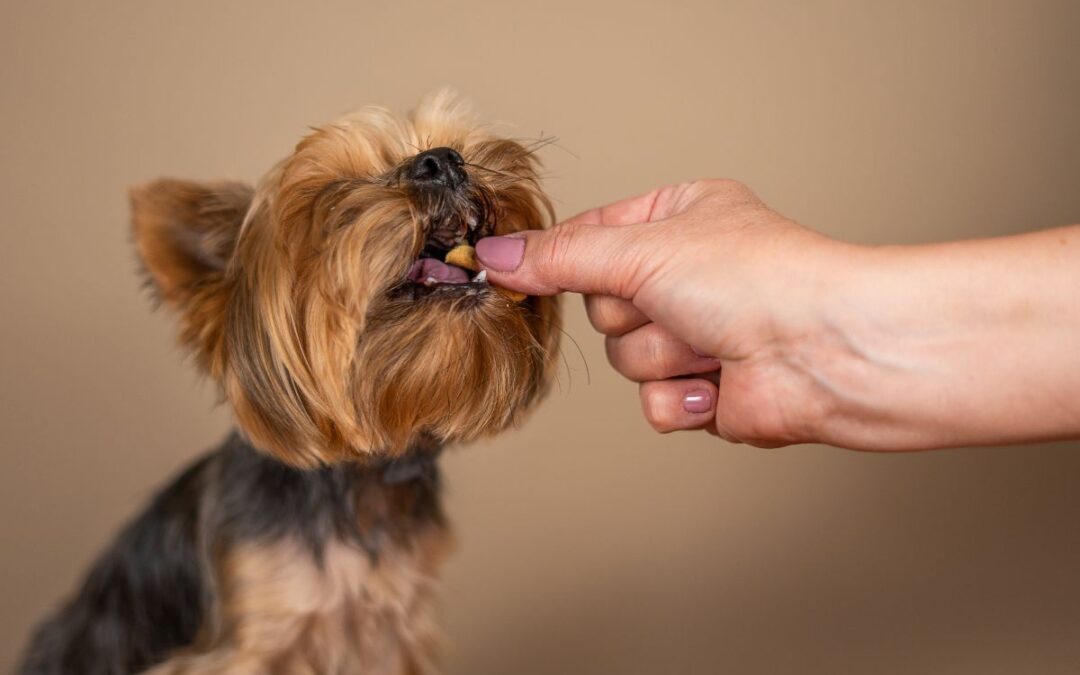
[17, 456, 211, 675]
[17, 432, 443, 674]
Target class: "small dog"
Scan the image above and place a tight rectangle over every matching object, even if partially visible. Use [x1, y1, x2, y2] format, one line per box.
[19, 91, 560, 674]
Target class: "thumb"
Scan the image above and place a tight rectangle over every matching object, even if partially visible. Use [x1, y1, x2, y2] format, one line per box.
[475, 222, 652, 298]
[475, 186, 685, 297]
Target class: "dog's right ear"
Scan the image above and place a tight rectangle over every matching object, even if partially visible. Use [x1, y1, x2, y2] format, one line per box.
[130, 179, 253, 367]
[131, 179, 253, 304]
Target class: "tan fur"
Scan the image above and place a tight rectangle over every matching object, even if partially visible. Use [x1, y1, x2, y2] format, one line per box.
[141, 528, 452, 675]
[132, 91, 560, 466]
[130, 180, 253, 375]
[128, 93, 559, 672]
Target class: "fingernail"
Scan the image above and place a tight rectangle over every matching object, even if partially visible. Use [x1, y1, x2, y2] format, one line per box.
[476, 236, 525, 272]
[682, 389, 713, 414]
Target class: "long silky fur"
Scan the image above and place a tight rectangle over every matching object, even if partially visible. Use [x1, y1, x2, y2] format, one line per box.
[134, 90, 560, 466]
[21, 91, 560, 675]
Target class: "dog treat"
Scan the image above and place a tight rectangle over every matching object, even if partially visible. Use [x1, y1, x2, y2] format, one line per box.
[445, 244, 479, 272]
[494, 287, 528, 303]
[445, 244, 528, 303]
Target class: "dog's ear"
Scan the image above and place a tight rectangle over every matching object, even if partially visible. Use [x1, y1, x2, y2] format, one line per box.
[131, 179, 253, 303]
[131, 179, 253, 368]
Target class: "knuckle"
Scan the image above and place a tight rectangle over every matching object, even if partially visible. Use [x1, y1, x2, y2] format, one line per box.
[717, 390, 793, 447]
[586, 296, 619, 334]
[640, 387, 663, 428]
[712, 409, 745, 444]
[643, 330, 670, 378]
[612, 327, 672, 382]
[710, 177, 746, 193]
[708, 178, 754, 200]
[544, 222, 581, 271]
[640, 386, 675, 432]
[584, 296, 603, 326]
[704, 178, 761, 209]
[603, 336, 628, 374]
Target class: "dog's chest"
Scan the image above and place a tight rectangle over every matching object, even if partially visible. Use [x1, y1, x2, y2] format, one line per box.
[215, 525, 450, 674]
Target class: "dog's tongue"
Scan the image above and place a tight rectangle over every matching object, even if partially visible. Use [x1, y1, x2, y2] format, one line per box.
[407, 258, 470, 285]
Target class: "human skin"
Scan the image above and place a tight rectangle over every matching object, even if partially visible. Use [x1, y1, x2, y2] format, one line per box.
[474, 179, 1080, 451]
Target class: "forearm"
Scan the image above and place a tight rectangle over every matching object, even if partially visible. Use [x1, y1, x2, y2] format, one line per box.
[814, 225, 1080, 450]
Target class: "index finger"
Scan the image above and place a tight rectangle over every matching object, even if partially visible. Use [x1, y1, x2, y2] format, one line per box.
[560, 184, 692, 228]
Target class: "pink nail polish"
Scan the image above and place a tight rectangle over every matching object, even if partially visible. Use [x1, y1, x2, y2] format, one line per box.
[475, 236, 525, 272]
[683, 389, 712, 414]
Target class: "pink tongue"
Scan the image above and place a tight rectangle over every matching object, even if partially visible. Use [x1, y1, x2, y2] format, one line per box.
[407, 258, 470, 285]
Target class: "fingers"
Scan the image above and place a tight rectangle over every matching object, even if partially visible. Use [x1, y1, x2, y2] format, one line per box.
[639, 378, 719, 433]
[475, 222, 649, 297]
[475, 184, 698, 297]
[606, 323, 720, 382]
[560, 184, 689, 228]
[584, 294, 649, 336]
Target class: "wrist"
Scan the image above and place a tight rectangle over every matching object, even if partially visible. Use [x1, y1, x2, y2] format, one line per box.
[771, 240, 888, 447]
[803, 243, 931, 449]
[806, 233, 1080, 450]
[734, 236, 874, 447]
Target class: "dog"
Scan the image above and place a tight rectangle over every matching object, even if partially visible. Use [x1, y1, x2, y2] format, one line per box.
[19, 91, 560, 674]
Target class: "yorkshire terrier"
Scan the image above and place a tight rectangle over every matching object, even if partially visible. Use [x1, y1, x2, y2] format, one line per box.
[19, 91, 560, 674]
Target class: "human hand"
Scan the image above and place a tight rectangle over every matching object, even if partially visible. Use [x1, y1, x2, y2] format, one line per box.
[475, 180, 848, 447]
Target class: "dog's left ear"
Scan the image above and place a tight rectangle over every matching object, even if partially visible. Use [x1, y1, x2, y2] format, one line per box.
[131, 179, 253, 365]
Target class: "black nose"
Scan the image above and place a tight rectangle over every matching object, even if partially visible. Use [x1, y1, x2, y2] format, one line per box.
[409, 147, 467, 189]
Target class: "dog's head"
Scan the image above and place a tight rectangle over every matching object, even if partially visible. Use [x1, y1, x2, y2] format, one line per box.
[132, 92, 560, 466]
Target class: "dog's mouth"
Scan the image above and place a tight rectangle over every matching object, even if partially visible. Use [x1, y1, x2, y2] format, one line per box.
[396, 211, 490, 298]
[406, 213, 481, 284]
[405, 257, 486, 286]
[389, 187, 529, 303]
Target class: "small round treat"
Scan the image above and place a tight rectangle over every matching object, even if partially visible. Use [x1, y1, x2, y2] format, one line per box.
[445, 244, 528, 303]
[445, 244, 479, 272]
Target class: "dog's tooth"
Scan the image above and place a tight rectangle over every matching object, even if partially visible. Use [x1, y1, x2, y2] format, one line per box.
[474, 269, 488, 284]
[466, 215, 478, 230]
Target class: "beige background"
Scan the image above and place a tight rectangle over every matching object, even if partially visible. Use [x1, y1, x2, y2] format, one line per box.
[3, 1, 1080, 672]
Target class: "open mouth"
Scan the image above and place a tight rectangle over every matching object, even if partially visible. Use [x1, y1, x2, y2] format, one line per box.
[398, 213, 489, 296]
[406, 256, 487, 286]
[405, 240, 484, 287]
[392, 191, 526, 303]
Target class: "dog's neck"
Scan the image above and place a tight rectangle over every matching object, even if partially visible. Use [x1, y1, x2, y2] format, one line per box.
[231, 429, 444, 485]
[373, 444, 443, 485]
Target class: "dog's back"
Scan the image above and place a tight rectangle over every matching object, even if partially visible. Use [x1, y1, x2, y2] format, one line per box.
[18, 454, 211, 674]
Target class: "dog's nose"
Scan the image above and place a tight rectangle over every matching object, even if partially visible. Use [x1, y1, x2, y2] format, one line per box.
[409, 147, 467, 189]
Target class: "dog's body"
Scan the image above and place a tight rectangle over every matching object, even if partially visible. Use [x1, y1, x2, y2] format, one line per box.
[19, 93, 559, 674]
[21, 434, 448, 674]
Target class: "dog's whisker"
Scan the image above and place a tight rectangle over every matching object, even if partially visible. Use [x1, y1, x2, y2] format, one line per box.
[519, 306, 589, 391]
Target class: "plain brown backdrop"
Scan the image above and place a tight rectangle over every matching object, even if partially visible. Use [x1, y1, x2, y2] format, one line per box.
[3, 1, 1080, 672]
